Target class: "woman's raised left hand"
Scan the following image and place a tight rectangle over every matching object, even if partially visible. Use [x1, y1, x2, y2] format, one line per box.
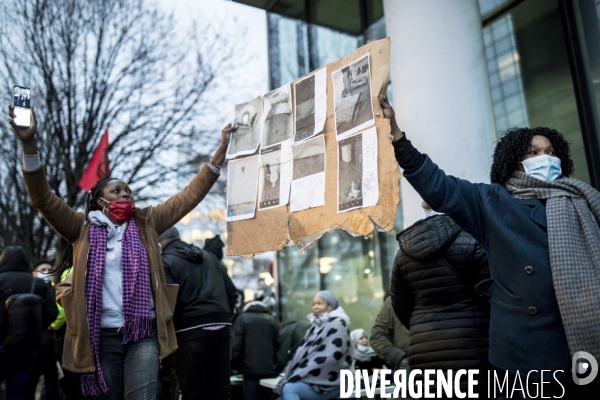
[220, 123, 238, 148]
[210, 123, 239, 168]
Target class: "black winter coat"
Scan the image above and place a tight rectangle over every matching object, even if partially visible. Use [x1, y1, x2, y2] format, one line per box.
[162, 240, 236, 331]
[391, 214, 490, 371]
[0, 246, 58, 342]
[232, 301, 279, 377]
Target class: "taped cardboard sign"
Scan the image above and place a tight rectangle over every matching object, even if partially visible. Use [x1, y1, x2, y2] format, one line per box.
[226, 38, 401, 257]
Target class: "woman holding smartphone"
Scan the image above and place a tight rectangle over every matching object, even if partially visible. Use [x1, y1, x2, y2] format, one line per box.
[7, 105, 236, 400]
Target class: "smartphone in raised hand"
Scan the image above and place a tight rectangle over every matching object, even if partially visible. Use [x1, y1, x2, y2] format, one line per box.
[13, 86, 31, 128]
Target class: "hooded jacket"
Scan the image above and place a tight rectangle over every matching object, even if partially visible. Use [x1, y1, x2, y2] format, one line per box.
[231, 301, 279, 376]
[0, 246, 58, 342]
[23, 163, 218, 373]
[370, 297, 410, 371]
[161, 239, 236, 331]
[391, 214, 490, 371]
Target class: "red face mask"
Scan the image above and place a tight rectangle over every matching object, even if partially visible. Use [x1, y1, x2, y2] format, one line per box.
[100, 198, 135, 222]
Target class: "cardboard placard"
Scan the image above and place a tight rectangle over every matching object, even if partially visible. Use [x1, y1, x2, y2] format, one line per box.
[226, 38, 401, 257]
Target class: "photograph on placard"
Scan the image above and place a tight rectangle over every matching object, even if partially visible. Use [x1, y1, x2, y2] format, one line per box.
[290, 135, 326, 212]
[337, 126, 378, 213]
[262, 84, 293, 148]
[332, 54, 374, 140]
[293, 68, 327, 143]
[227, 96, 263, 159]
[258, 140, 293, 211]
[259, 145, 281, 209]
[226, 156, 259, 221]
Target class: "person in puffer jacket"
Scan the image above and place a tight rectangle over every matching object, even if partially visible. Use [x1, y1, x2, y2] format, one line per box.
[391, 202, 490, 395]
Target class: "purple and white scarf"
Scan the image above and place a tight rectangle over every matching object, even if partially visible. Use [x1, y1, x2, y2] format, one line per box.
[81, 217, 154, 396]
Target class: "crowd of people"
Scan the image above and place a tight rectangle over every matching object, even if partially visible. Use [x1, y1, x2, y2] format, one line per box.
[0, 243, 408, 400]
[1, 88, 599, 400]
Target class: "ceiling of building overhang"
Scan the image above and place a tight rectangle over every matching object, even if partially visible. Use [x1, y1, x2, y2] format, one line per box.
[233, 0, 384, 36]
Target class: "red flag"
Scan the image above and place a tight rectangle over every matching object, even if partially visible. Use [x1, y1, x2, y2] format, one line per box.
[79, 126, 111, 192]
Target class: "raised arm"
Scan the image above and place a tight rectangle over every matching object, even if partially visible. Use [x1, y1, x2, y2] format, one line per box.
[152, 123, 237, 235]
[379, 96, 489, 244]
[8, 106, 84, 243]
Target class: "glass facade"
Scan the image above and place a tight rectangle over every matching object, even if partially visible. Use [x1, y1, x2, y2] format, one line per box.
[484, 15, 529, 135]
[267, 13, 363, 88]
[482, 0, 593, 184]
[479, 0, 511, 16]
[263, 0, 600, 332]
[583, 0, 600, 116]
[268, 14, 402, 332]
[572, 0, 600, 184]
[278, 209, 403, 332]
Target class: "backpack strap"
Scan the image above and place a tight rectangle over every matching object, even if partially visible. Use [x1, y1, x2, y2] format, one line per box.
[30, 276, 36, 294]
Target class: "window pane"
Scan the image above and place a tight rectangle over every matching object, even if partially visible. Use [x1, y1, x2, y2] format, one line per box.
[502, 78, 519, 96]
[272, 13, 401, 332]
[312, 25, 362, 67]
[278, 246, 320, 323]
[483, 1, 591, 183]
[268, 14, 310, 89]
[574, 0, 600, 181]
[365, 17, 387, 42]
[278, 17, 299, 84]
[479, 0, 510, 16]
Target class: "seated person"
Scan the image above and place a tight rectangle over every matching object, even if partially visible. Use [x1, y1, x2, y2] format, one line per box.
[273, 291, 352, 400]
[350, 329, 385, 372]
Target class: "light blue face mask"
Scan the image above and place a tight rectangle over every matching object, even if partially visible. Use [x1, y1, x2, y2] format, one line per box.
[521, 154, 562, 182]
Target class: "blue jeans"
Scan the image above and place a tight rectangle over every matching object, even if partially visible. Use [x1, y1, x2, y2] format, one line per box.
[0, 345, 37, 400]
[277, 382, 339, 400]
[98, 326, 160, 400]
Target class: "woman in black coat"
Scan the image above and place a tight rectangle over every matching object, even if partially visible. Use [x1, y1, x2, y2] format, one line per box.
[381, 95, 600, 397]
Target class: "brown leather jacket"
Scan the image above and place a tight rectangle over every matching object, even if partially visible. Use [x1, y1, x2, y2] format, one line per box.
[23, 164, 219, 373]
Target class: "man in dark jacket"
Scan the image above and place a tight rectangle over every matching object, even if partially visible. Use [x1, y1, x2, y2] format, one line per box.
[26, 259, 60, 400]
[0, 246, 58, 400]
[392, 203, 490, 393]
[159, 227, 237, 400]
[232, 300, 279, 400]
[276, 319, 309, 372]
[370, 296, 410, 372]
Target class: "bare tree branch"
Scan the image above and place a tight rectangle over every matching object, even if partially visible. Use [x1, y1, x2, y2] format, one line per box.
[0, 0, 244, 262]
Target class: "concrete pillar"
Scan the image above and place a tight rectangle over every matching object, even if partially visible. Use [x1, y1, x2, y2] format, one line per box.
[383, 0, 496, 228]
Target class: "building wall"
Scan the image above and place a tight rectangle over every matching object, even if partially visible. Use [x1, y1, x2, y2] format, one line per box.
[384, 0, 496, 227]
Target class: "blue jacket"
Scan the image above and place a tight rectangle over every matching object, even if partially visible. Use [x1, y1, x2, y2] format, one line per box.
[404, 156, 570, 377]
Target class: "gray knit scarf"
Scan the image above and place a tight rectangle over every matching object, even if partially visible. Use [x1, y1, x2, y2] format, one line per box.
[505, 171, 600, 359]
